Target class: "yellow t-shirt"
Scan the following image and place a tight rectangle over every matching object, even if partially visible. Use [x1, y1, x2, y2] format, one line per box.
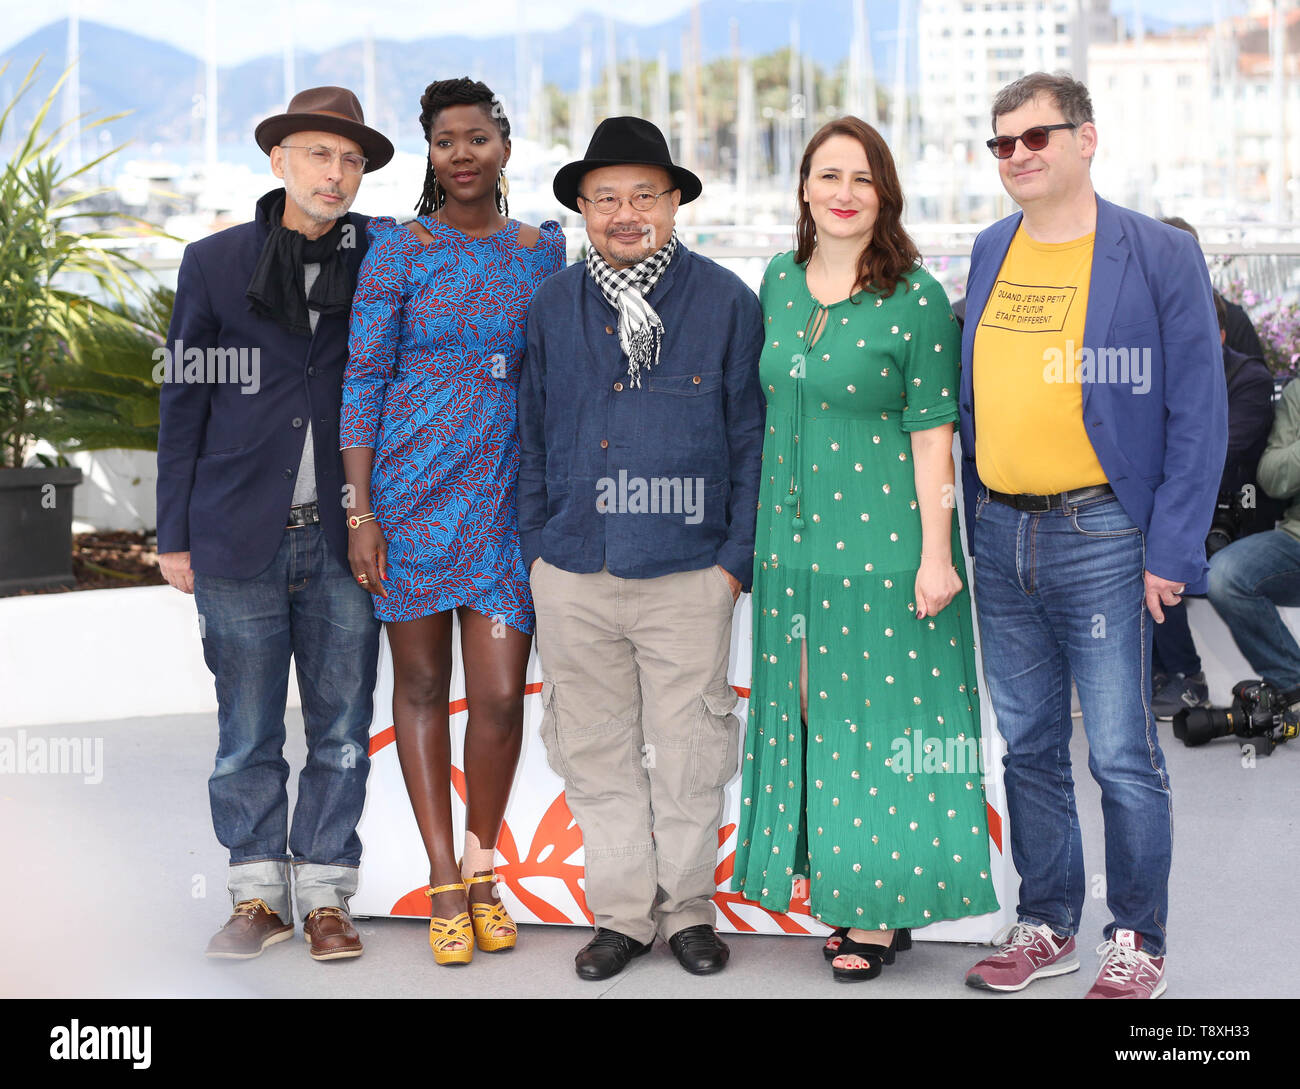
[972, 227, 1108, 495]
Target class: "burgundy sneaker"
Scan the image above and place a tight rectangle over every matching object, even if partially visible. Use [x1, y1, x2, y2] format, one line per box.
[965, 922, 1079, 992]
[1085, 929, 1167, 999]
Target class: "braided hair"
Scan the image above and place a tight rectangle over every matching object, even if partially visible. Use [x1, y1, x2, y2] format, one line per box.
[416, 77, 511, 216]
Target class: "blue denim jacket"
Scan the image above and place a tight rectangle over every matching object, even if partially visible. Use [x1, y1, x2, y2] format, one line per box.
[517, 241, 765, 589]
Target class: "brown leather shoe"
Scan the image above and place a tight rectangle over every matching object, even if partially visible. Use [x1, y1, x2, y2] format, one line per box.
[303, 907, 363, 961]
[205, 899, 294, 959]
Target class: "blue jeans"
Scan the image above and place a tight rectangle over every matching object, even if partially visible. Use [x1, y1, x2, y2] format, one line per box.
[1207, 529, 1300, 691]
[1151, 598, 1201, 678]
[194, 524, 380, 918]
[972, 489, 1172, 956]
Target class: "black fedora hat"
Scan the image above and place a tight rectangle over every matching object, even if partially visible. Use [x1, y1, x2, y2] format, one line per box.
[255, 86, 394, 173]
[553, 116, 702, 212]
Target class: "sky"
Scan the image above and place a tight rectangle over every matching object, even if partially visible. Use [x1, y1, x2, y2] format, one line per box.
[0, 0, 1240, 65]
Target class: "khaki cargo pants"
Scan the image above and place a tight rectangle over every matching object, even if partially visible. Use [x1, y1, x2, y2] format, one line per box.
[531, 561, 740, 946]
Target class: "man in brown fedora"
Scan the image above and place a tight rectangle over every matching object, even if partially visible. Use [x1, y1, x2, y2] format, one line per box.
[157, 87, 393, 961]
[517, 116, 765, 980]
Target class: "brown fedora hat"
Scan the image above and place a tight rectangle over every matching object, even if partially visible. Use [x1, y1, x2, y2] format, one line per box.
[255, 86, 394, 172]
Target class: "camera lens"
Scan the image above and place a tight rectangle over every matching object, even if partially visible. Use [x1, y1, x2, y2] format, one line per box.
[1205, 528, 1235, 558]
[1173, 706, 1234, 747]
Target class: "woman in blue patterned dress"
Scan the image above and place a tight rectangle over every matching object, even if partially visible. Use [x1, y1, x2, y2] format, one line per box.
[341, 79, 565, 963]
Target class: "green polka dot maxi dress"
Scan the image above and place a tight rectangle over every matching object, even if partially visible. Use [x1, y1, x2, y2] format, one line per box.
[732, 252, 1000, 931]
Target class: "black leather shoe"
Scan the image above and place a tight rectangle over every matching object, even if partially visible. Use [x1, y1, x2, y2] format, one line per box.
[574, 929, 653, 980]
[668, 924, 730, 975]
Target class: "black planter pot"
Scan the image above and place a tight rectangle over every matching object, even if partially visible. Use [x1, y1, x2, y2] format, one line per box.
[0, 466, 84, 596]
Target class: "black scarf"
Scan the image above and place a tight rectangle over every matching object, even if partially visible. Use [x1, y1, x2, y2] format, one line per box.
[245, 189, 354, 337]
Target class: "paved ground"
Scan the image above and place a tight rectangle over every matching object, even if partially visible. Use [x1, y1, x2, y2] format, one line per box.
[2, 708, 1296, 999]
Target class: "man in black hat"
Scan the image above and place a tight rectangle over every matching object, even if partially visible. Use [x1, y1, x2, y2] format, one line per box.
[157, 87, 392, 961]
[517, 117, 765, 980]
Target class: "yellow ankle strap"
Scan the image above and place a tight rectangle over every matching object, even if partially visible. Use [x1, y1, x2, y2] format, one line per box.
[427, 882, 467, 896]
[463, 873, 497, 886]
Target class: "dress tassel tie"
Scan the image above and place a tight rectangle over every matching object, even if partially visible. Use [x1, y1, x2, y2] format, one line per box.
[789, 300, 824, 533]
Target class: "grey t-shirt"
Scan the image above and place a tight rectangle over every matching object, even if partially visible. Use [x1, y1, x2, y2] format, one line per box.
[291, 262, 321, 506]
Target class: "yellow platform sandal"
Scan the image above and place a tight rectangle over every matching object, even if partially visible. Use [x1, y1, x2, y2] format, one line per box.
[464, 871, 517, 953]
[425, 882, 474, 965]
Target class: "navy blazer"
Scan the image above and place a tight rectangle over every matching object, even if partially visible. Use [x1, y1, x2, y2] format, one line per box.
[157, 189, 370, 578]
[958, 195, 1227, 593]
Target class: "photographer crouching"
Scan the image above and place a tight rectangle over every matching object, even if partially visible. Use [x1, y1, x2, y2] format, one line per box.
[1200, 316, 1300, 746]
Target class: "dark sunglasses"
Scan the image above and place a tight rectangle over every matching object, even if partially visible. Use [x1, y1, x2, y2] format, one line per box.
[986, 123, 1077, 159]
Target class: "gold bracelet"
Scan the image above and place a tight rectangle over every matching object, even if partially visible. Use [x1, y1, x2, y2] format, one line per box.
[347, 513, 377, 530]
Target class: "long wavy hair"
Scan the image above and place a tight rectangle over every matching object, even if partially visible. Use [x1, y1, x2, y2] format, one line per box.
[415, 77, 511, 216]
[794, 116, 919, 300]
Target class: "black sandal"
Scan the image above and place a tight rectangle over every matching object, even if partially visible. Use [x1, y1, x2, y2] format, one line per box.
[830, 929, 910, 982]
[821, 927, 850, 961]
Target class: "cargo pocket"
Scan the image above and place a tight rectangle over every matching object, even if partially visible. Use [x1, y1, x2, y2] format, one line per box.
[688, 683, 741, 796]
[541, 680, 640, 796]
[537, 680, 566, 780]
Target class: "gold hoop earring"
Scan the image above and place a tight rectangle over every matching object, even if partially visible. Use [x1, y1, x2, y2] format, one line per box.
[496, 171, 510, 216]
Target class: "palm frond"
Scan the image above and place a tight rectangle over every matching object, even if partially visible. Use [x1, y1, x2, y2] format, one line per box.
[0, 58, 175, 466]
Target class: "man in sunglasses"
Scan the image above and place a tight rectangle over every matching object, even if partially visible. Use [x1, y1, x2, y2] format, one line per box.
[158, 87, 392, 961]
[956, 72, 1225, 998]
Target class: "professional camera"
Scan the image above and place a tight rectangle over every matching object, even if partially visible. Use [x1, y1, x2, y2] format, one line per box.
[1205, 488, 1253, 557]
[1172, 680, 1300, 755]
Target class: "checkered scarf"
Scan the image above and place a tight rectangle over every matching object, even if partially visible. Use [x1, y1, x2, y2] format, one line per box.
[585, 231, 679, 388]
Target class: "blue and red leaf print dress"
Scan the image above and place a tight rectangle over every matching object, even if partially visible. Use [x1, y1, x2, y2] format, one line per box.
[340, 216, 565, 627]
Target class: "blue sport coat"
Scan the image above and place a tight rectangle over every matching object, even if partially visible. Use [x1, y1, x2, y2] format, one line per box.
[958, 195, 1227, 593]
[516, 241, 766, 589]
[156, 189, 370, 578]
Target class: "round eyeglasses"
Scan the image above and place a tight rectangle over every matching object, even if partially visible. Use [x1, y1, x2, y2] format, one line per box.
[280, 144, 368, 175]
[577, 188, 676, 215]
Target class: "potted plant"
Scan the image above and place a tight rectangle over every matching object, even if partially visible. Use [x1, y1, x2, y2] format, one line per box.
[0, 59, 156, 595]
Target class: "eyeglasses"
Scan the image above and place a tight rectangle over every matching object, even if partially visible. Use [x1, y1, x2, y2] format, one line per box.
[985, 124, 1077, 159]
[280, 144, 368, 175]
[578, 188, 676, 215]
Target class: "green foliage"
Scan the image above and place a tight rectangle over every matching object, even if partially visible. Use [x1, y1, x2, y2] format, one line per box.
[0, 57, 160, 468]
[37, 287, 172, 453]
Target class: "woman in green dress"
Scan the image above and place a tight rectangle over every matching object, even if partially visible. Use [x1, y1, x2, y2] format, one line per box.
[733, 117, 999, 981]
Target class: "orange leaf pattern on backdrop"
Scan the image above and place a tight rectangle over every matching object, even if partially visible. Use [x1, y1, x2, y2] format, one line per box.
[391, 766, 588, 922]
[391, 779, 823, 932]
